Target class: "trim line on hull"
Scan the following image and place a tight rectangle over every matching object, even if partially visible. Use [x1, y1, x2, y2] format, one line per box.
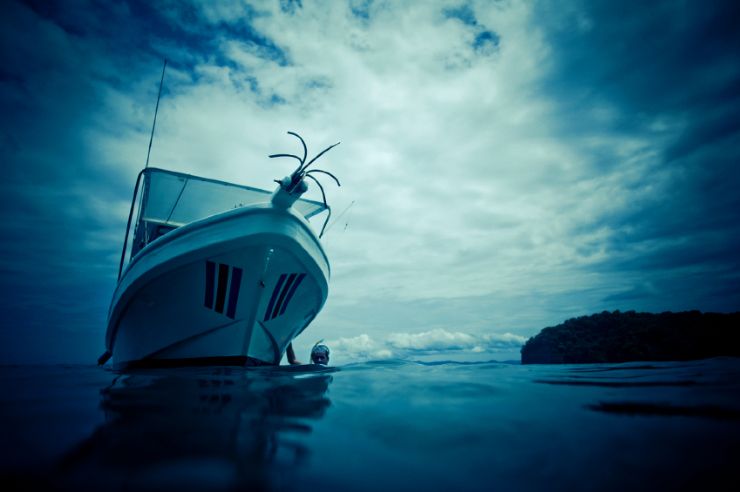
[215, 263, 229, 313]
[264, 274, 287, 322]
[279, 273, 306, 316]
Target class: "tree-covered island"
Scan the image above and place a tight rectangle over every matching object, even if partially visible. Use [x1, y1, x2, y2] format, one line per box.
[520, 310, 740, 364]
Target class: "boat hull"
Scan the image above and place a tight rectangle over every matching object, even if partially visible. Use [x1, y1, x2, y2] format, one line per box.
[106, 205, 329, 369]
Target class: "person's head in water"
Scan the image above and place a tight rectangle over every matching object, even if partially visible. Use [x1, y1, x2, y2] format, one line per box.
[311, 342, 330, 365]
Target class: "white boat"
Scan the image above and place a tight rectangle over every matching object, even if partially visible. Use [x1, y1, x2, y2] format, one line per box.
[100, 134, 339, 369]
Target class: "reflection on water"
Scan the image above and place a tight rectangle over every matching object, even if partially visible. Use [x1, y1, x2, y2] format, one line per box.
[56, 366, 334, 491]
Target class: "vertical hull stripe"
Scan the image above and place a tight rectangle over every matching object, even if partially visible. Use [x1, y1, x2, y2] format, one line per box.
[204, 261, 215, 308]
[279, 273, 306, 316]
[225, 267, 243, 319]
[272, 273, 297, 320]
[264, 274, 287, 321]
[215, 263, 229, 313]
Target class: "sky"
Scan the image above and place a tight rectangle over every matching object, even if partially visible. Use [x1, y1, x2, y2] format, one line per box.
[1, 0, 739, 365]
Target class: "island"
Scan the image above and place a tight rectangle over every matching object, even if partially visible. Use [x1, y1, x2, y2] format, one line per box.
[520, 310, 740, 364]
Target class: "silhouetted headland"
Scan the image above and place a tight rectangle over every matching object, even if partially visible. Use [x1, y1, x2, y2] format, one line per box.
[521, 310, 740, 364]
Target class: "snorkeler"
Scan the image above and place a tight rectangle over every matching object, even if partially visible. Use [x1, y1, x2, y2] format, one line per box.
[285, 341, 330, 365]
[310, 342, 330, 365]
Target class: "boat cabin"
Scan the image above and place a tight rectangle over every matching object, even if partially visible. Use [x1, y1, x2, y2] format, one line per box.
[122, 168, 327, 271]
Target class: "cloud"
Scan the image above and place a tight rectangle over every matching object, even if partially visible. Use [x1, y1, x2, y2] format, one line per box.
[1, 0, 739, 364]
[324, 329, 526, 363]
[322, 334, 394, 362]
[528, 0, 740, 310]
[388, 329, 525, 352]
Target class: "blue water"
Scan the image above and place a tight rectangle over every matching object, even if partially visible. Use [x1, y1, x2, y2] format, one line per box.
[1, 358, 739, 491]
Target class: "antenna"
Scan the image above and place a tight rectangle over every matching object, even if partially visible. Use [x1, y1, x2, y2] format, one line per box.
[145, 59, 167, 168]
[117, 60, 167, 280]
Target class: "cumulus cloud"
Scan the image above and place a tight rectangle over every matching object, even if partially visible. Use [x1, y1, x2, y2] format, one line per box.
[324, 329, 526, 363]
[322, 334, 394, 362]
[388, 329, 525, 353]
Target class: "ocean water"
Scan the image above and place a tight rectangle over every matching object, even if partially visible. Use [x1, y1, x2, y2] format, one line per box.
[1, 358, 739, 491]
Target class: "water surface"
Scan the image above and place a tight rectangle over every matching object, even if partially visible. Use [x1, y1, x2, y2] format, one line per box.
[1, 358, 739, 491]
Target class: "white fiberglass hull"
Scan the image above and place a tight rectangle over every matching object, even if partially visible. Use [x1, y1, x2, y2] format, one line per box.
[105, 204, 329, 369]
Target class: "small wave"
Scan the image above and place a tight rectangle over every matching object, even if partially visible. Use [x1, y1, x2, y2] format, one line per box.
[566, 364, 667, 372]
[413, 359, 519, 367]
[339, 359, 518, 370]
[587, 401, 740, 421]
[340, 358, 412, 369]
[263, 364, 338, 374]
[534, 379, 698, 387]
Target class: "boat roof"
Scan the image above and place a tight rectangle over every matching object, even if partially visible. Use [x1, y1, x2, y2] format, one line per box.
[140, 167, 328, 227]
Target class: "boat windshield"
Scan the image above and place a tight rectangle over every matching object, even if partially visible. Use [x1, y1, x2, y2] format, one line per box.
[129, 167, 326, 257]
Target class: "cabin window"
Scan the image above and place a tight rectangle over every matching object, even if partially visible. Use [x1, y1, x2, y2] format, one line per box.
[154, 224, 176, 240]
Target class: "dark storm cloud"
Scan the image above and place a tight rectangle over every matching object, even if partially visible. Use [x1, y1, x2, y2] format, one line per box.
[533, 0, 740, 311]
[535, 0, 740, 115]
[22, 0, 288, 69]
